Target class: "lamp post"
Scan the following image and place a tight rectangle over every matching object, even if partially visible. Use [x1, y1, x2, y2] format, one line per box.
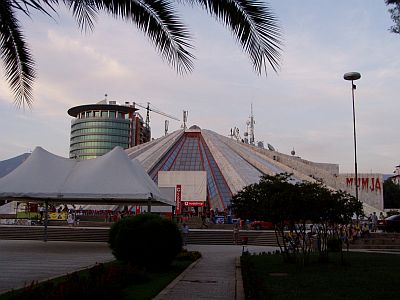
[343, 72, 361, 203]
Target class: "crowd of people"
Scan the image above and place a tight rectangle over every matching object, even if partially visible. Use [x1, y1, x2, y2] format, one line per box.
[282, 212, 387, 253]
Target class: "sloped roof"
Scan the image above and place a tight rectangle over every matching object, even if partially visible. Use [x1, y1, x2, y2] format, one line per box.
[124, 128, 384, 213]
[0, 153, 30, 178]
[0, 147, 172, 206]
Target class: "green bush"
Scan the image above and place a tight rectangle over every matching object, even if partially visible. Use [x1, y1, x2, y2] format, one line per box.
[109, 214, 182, 269]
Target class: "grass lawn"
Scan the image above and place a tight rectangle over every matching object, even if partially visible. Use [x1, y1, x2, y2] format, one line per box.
[0, 253, 199, 300]
[241, 251, 400, 299]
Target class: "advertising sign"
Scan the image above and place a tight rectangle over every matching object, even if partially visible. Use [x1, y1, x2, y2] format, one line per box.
[183, 201, 205, 207]
[48, 212, 67, 220]
[176, 185, 182, 214]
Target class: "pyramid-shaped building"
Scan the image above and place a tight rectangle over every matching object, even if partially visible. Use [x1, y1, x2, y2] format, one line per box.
[126, 126, 384, 214]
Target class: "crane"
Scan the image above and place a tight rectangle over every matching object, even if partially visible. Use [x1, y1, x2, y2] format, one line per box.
[133, 102, 180, 129]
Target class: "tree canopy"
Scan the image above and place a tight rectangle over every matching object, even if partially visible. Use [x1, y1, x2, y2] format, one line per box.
[231, 173, 363, 262]
[1, 0, 282, 107]
[231, 173, 363, 226]
[386, 0, 400, 34]
[383, 178, 400, 209]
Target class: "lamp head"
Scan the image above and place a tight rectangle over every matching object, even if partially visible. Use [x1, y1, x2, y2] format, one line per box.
[344, 72, 361, 81]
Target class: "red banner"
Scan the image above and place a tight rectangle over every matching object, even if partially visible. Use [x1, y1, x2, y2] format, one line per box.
[176, 185, 182, 214]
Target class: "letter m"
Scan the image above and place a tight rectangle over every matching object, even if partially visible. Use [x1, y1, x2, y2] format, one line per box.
[346, 177, 353, 186]
[362, 178, 369, 190]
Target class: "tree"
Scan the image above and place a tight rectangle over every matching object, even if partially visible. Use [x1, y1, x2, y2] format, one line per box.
[231, 173, 363, 264]
[1, 0, 282, 107]
[386, 0, 400, 34]
[383, 178, 400, 209]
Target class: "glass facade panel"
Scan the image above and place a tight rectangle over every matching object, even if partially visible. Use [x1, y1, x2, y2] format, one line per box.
[69, 109, 132, 159]
[148, 132, 232, 209]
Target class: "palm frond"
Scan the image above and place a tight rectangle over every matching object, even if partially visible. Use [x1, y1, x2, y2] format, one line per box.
[190, 0, 282, 75]
[63, 0, 98, 32]
[10, 0, 58, 17]
[0, 0, 36, 108]
[95, 0, 194, 74]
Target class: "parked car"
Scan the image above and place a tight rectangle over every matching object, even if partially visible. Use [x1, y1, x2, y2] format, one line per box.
[378, 214, 400, 232]
[249, 220, 274, 230]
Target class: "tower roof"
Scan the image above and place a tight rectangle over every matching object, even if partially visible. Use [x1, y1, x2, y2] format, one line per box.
[68, 103, 137, 117]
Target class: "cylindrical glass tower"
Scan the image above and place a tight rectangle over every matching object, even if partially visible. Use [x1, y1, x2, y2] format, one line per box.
[68, 100, 137, 160]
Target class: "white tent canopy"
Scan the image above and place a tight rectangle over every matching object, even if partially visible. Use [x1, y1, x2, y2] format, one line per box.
[0, 146, 173, 206]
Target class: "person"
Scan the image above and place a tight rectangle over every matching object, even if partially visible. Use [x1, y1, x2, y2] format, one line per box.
[361, 223, 370, 239]
[379, 212, 385, 220]
[182, 223, 189, 246]
[67, 213, 74, 227]
[201, 212, 208, 229]
[233, 224, 239, 245]
[38, 205, 45, 220]
[371, 212, 378, 232]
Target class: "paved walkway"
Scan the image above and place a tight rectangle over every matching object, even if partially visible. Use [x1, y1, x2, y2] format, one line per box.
[154, 244, 277, 300]
[0, 240, 114, 294]
[0, 240, 278, 299]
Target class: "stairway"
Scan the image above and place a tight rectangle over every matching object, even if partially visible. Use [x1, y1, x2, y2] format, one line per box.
[0, 225, 280, 246]
[2, 226, 398, 251]
[349, 232, 400, 251]
[0, 225, 109, 242]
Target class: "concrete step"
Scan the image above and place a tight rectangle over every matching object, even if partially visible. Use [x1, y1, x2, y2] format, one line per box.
[0, 226, 280, 246]
[3, 226, 398, 250]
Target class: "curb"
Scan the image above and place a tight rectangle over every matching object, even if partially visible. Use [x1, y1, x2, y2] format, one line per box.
[153, 257, 202, 299]
[235, 257, 245, 300]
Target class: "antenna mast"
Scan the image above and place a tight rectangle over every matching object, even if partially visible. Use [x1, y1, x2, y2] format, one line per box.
[145, 102, 150, 129]
[249, 103, 255, 145]
[165, 120, 169, 136]
[183, 110, 188, 130]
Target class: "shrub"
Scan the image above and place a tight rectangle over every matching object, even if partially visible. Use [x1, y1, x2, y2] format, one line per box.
[109, 214, 182, 269]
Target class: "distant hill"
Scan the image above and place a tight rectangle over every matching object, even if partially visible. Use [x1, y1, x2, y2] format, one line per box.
[0, 153, 30, 178]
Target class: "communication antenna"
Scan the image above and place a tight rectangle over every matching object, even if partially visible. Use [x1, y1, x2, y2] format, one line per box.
[183, 110, 188, 130]
[165, 120, 169, 136]
[249, 103, 255, 145]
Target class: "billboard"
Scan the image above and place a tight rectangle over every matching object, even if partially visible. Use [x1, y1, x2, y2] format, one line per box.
[158, 171, 207, 208]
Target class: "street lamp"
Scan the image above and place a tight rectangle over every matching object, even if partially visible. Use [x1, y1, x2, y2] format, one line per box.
[343, 71, 361, 203]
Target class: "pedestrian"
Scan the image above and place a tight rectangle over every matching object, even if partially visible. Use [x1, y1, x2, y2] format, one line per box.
[201, 212, 208, 229]
[372, 212, 378, 232]
[233, 224, 239, 245]
[182, 223, 189, 246]
[67, 213, 74, 227]
[38, 205, 45, 220]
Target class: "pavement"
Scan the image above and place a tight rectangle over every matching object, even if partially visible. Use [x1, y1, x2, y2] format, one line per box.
[0, 240, 114, 294]
[0, 240, 278, 299]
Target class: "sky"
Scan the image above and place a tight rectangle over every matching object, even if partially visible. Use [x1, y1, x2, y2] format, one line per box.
[0, 0, 399, 174]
